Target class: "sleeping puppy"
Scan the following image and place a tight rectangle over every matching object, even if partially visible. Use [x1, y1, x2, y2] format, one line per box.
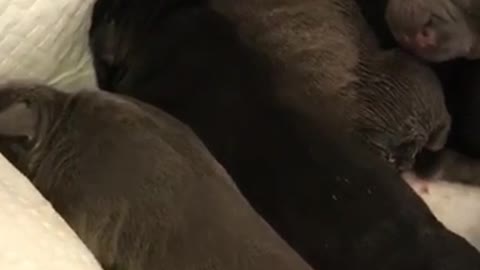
[385, 0, 480, 62]
[403, 61, 480, 187]
[210, 0, 451, 171]
[87, 1, 480, 269]
[0, 82, 315, 270]
[88, 0, 480, 269]
[357, 0, 480, 252]
[90, 0, 450, 172]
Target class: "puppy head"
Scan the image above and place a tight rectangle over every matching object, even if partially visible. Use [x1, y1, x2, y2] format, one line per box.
[0, 81, 67, 167]
[386, 0, 479, 62]
[354, 50, 451, 171]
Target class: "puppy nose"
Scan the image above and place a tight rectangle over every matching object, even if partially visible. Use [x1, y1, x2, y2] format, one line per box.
[413, 29, 436, 49]
[398, 30, 436, 53]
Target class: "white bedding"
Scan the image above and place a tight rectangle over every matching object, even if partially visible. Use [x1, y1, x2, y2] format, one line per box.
[0, 0, 97, 91]
[404, 172, 480, 251]
[0, 0, 102, 268]
[0, 154, 102, 270]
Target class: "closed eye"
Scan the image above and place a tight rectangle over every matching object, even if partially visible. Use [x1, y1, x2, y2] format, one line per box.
[421, 14, 446, 30]
[433, 13, 452, 23]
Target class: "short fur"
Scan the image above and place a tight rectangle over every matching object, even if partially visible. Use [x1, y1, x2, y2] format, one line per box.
[355, 0, 480, 174]
[87, 0, 480, 270]
[90, 0, 450, 171]
[386, 0, 480, 62]
[342, 0, 480, 254]
[0, 82, 314, 270]
[87, 0, 480, 269]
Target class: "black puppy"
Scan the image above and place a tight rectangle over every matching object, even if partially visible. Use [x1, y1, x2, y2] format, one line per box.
[0, 82, 315, 270]
[355, 0, 480, 251]
[90, 0, 451, 171]
[89, 0, 480, 269]
[366, 0, 480, 183]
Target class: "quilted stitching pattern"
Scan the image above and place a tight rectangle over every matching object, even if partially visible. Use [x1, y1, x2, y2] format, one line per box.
[0, 153, 102, 270]
[0, 1, 102, 269]
[0, 0, 97, 91]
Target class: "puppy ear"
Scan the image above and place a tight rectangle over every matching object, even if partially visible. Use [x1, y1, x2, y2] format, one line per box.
[0, 102, 37, 141]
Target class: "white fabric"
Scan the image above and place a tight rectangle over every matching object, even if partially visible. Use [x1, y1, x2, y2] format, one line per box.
[0, 0, 97, 91]
[0, 0, 102, 269]
[0, 154, 103, 270]
[403, 172, 480, 251]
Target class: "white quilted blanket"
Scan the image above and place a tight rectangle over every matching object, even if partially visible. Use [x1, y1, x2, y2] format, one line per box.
[0, 0, 102, 269]
[0, 0, 97, 90]
[0, 153, 102, 270]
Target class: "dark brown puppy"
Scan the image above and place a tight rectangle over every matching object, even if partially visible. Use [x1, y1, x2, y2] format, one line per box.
[0, 82, 314, 270]
[386, 0, 480, 62]
[88, 0, 480, 269]
[215, 0, 453, 170]
[91, 0, 450, 171]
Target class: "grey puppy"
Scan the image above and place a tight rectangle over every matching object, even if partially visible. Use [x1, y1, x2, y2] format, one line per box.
[0, 82, 314, 270]
[202, 0, 451, 171]
[385, 0, 480, 62]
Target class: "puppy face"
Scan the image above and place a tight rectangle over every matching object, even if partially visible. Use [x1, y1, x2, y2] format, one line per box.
[359, 127, 428, 171]
[358, 121, 450, 172]
[386, 0, 479, 62]
[0, 82, 66, 171]
[354, 50, 451, 171]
